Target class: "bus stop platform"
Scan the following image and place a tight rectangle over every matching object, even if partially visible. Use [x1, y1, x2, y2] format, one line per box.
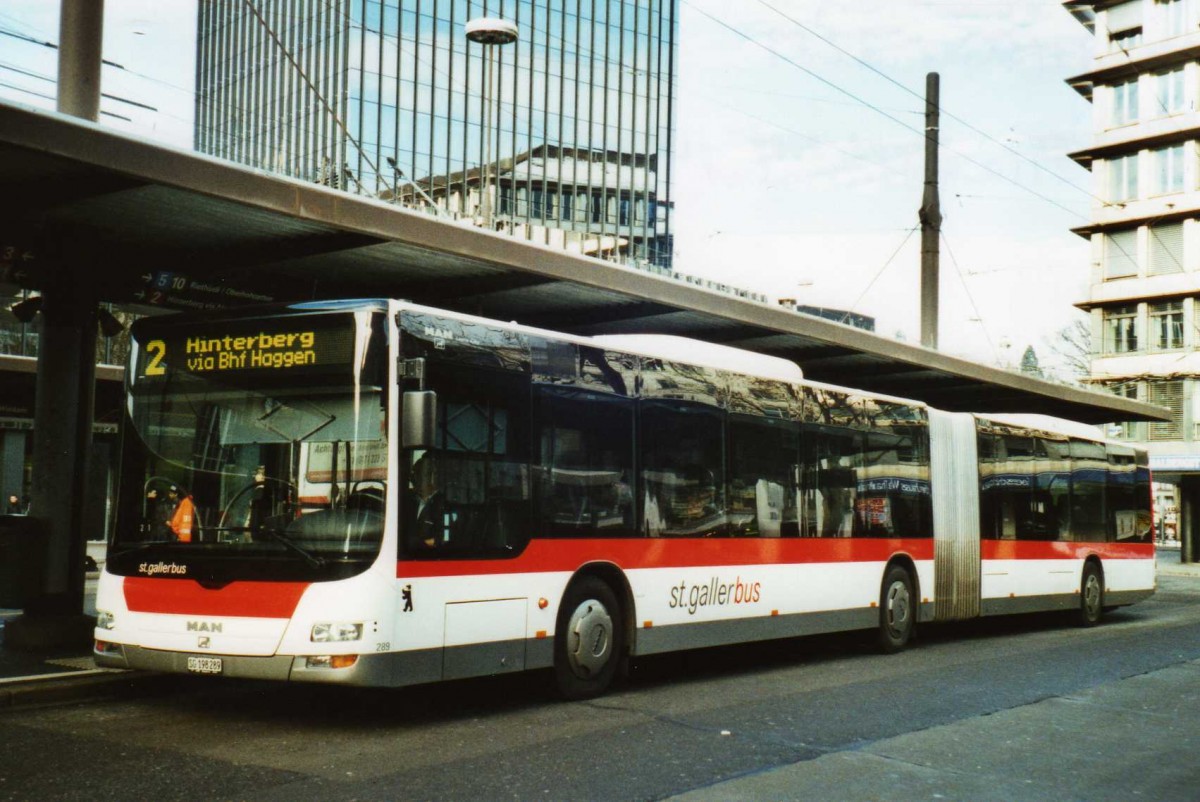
[1, 551, 1199, 712]
[0, 566, 163, 709]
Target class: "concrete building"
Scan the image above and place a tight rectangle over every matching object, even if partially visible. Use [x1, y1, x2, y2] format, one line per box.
[393, 144, 672, 264]
[194, 0, 677, 267]
[1065, 0, 1200, 558]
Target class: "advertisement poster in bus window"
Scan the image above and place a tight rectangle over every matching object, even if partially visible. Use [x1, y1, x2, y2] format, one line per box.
[298, 441, 388, 503]
[856, 496, 892, 530]
[303, 441, 388, 483]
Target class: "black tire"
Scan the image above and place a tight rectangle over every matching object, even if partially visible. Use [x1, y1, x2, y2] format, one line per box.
[1079, 562, 1104, 628]
[877, 565, 915, 653]
[554, 576, 623, 700]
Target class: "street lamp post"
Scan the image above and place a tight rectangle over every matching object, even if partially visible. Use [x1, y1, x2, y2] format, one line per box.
[466, 17, 517, 229]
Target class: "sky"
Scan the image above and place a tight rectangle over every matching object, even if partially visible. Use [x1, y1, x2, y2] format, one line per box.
[0, 1, 1097, 377]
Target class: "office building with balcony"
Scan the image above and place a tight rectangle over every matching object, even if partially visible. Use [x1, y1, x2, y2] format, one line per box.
[1066, 0, 1200, 550]
[195, 0, 677, 267]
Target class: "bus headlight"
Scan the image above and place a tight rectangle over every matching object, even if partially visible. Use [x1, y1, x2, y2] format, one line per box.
[311, 622, 363, 642]
[96, 610, 116, 631]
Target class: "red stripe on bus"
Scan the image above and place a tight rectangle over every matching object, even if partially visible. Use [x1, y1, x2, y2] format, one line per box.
[397, 538, 937, 578]
[980, 540, 1154, 561]
[123, 577, 310, 618]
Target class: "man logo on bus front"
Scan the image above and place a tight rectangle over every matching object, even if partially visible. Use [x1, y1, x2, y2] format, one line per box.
[198, 636, 210, 649]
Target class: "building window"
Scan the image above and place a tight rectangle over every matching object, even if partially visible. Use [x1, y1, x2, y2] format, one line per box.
[1153, 144, 1185, 194]
[1111, 27, 1144, 50]
[1103, 305, 1140, 354]
[591, 191, 603, 224]
[619, 197, 630, 226]
[1104, 229, 1139, 279]
[1155, 68, 1187, 116]
[1149, 222, 1185, 274]
[1108, 382, 1145, 441]
[1149, 380, 1184, 441]
[1107, 153, 1139, 201]
[1150, 300, 1184, 350]
[561, 192, 573, 222]
[1108, 1, 1144, 51]
[1112, 79, 1139, 126]
[1158, 0, 1188, 37]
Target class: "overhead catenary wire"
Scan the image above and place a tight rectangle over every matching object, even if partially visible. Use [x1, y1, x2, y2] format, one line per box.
[843, 226, 919, 322]
[683, 1, 1092, 224]
[0, 79, 131, 121]
[941, 230, 1000, 364]
[683, 0, 1154, 303]
[749, 0, 1108, 208]
[0, 60, 158, 111]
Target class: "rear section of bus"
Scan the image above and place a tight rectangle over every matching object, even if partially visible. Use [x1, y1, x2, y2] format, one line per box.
[93, 300, 400, 684]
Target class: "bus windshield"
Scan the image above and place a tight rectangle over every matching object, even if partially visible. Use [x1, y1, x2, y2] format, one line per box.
[108, 309, 388, 580]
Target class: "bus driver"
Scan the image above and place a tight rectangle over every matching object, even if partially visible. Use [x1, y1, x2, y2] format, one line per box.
[408, 453, 447, 549]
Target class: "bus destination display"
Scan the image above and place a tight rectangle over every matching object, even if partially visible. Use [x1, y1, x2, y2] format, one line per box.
[136, 317, 358, 379]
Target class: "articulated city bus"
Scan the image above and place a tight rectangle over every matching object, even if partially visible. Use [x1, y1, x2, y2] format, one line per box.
[94, 299, 1155, 698]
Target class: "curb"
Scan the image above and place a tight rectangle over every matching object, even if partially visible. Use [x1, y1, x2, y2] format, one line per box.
[0, 669, 167, 711]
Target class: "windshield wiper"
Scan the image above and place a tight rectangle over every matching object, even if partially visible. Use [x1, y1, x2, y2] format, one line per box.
[259, 526, 326, 569]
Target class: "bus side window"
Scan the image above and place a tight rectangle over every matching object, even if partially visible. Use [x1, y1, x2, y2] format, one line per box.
[639, 400, 726, 537]
[1106, 444, 1141, 542]
[535, 387, 635, 538]
[801, 425, 860, 538]
[1069, 439, 1108, 543]
[728, 414, 799, 537]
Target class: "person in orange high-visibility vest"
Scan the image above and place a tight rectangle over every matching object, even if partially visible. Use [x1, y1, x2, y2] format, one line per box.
[167, 485, 196, 543]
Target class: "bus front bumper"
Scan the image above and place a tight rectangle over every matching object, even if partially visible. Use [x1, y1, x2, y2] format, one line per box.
[93, 643, 407, 685]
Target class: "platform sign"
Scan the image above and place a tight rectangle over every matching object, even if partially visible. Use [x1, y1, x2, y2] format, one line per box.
[135, 271, 274, 310]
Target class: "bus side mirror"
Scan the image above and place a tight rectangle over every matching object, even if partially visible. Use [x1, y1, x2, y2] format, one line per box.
[402, 391, 437, 448]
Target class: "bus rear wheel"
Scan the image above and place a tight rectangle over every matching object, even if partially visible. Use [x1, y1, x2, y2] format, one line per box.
[554, 577, 623, 700]
[1078, 562, 1104, 628]
[877, 565, 915, 653]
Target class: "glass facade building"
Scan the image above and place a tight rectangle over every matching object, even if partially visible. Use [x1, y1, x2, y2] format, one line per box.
[196, 0, 677, 266]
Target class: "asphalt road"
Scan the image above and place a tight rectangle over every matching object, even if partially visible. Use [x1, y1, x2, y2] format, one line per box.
[3, 572, 1200, 801]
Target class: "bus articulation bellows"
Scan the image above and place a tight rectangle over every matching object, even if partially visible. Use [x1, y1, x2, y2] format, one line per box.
[94, 299, 1155, 698]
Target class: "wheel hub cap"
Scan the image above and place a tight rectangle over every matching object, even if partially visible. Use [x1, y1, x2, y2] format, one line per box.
[887, 581, 910, 633]
[566, 599, 612, 678]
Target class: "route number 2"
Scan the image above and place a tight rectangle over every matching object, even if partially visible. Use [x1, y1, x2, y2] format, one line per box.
[145, 340, 167, 376]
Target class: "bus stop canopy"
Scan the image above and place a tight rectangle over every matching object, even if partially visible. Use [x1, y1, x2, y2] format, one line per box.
[0, 101, 1167, 425]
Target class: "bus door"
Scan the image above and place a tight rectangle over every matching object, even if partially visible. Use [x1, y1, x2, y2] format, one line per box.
[928, 410, 981, 620]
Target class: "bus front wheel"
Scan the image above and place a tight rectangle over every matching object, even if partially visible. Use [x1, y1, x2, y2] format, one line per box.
[554, 577, 623, 700]
[877, 565, 915, 653]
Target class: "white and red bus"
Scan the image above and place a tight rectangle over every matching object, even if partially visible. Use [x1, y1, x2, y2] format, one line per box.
[94, 299, 1155, 698]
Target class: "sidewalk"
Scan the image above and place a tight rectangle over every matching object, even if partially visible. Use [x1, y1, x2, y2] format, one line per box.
[669, 658, 1200, 801]
[1156, 542, 1200, 577]
[2, 553, 1198, 711]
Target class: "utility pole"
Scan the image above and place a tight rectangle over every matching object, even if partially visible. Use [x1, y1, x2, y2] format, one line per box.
[919, 72, 941, 350]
